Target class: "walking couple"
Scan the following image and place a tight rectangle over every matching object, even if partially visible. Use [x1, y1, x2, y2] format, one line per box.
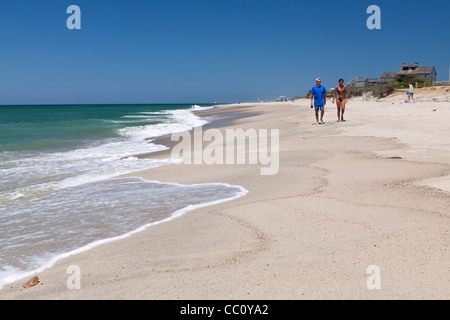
[310, 78, 348, 125]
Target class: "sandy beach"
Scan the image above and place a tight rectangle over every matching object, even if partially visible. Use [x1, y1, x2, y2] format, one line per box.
[1, 88, 449, 300]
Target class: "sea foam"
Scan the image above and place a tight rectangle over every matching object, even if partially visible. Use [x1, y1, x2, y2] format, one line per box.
[0, 105, 249, 291]
[0, 178, 247, 290]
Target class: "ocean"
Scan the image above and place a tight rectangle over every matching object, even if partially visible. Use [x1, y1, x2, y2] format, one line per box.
[0, 104, 247, 289]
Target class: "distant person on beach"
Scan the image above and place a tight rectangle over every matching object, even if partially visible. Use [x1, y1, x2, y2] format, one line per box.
[408, 83, 416, 103]
[332, 79, 348, 122]
[310, 78, 327, 125]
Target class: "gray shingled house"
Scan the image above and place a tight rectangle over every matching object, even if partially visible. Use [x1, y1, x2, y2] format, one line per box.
[380, 63, 437, 83]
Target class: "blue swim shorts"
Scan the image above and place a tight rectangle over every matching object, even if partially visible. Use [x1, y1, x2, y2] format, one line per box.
[315, 105, 325, 112]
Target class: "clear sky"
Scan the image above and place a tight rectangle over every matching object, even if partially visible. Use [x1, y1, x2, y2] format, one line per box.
[1, 0, 449, 104]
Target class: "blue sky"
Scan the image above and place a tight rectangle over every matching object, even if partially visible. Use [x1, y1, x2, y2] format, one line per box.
[1, 0, 449, 104]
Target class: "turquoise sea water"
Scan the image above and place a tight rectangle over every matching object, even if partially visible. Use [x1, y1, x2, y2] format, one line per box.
[0, 104, 194, 152]
[0, 104, 247, 289]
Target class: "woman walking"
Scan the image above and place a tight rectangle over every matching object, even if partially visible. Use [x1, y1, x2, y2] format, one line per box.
[333, 79, 348, 122]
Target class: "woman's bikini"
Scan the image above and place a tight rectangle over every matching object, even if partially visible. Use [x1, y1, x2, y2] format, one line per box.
[336, 86, 346, 102]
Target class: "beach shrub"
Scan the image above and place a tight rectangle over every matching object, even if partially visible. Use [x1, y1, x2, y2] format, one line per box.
[347, 82, 395, 98]
[394, 74, 425, 89]
[346, 86, 365, 97]
[372, 82, 396, 98]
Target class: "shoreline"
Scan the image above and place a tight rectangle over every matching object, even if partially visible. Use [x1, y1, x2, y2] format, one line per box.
[1, 99, 449, 299]
[0, 102, 259, 293]
[139, 103, 261, 160]
[0, 177, 249, 292]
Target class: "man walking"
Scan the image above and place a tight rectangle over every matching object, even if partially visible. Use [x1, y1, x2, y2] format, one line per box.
[311, 78, 327, 125]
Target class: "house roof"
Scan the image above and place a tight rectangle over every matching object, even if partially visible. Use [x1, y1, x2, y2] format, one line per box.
[381, 72, 397, 78]
[397, 66, 436, 75]
[348, 78, 367, 82]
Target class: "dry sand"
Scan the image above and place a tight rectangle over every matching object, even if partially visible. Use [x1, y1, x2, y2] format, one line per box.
[1, 88, 449, 300]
